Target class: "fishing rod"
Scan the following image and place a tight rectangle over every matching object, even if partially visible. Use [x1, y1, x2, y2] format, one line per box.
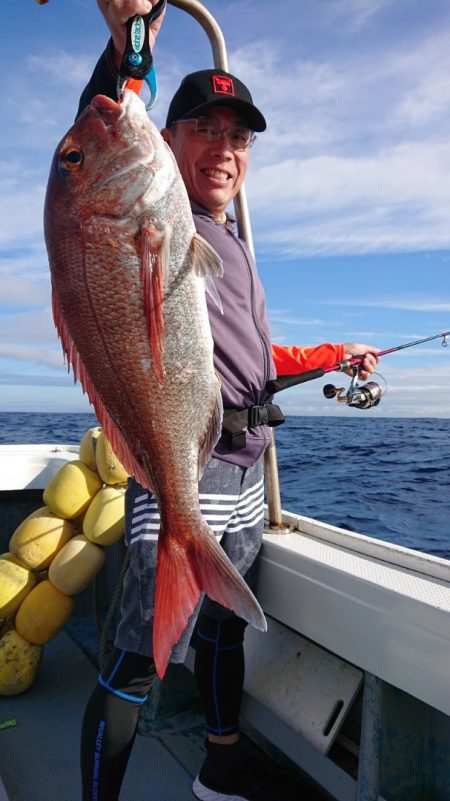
[266, 330, 450, 410]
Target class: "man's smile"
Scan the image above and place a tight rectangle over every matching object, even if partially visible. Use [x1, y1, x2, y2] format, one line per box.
[201, 168, 232, 182]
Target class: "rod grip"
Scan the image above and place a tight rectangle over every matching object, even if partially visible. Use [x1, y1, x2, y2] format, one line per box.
[266, 367, 325, 394]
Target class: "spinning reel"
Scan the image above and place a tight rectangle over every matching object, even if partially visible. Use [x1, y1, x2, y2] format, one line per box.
[323, 367, 387, 409]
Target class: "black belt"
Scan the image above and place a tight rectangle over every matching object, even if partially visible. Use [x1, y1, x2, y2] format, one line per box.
[221, 403, 285, 451]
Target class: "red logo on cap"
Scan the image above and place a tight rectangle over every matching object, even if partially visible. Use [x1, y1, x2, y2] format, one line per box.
[212, 75, 235, 96]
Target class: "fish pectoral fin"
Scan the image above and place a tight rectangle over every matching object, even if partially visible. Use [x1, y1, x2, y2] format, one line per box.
[191, 233, 223, 278]
[191, 233, 223, 313]
[140, 224, 168, 384]
[153, 520, 267, 679]
[204, 276, 223, 314]
[198, 378, 223, 479]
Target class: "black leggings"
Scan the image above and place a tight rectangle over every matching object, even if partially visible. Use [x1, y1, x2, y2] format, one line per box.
[81, 613, 247, 801]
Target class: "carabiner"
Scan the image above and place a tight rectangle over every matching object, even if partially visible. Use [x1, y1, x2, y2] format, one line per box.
[117, 0, 166, 111]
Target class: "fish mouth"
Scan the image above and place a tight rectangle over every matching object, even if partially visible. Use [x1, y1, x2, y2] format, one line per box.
[91, 90, 148, 126]
[91, 94, 122, 124]
[88, 95, 154, 189]
[85, 90, 173, 206]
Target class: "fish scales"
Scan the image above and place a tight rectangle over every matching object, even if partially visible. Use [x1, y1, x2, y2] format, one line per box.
[44, 90, 267, 676]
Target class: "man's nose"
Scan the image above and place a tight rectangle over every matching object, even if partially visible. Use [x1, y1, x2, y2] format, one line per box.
[211, 131, 234, 154]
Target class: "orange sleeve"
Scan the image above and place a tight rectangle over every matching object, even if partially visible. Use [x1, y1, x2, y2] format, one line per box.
[271, 343, 346, 376]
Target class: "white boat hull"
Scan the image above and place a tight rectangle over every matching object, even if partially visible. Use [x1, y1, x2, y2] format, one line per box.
[1, 444, 450, 801]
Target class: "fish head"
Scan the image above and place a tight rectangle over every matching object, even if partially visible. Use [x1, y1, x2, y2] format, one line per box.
[44, 89, 178, 236]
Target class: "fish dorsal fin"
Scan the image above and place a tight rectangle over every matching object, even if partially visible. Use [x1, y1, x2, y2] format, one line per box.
[140, 224, 168, 384]
[191, 233, 223, 313]
[198, 374, 223, 480]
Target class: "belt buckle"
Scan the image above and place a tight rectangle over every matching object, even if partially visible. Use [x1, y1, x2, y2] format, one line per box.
[248, 404, 268, 427]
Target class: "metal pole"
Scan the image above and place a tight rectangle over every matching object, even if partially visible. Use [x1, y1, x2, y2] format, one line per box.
[168, 0, 285, 531]
[264, 430, 289, 529]
[168, 0, 229, 69]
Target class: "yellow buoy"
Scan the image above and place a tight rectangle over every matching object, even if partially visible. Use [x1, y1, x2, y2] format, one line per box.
[0, 629, 42, 696]
[15, 580, 74, 645]
[95, 431, 130, 485]
[9, 506, 76, 570]
[83, 486, 126, 546]
[48, 534, 106, 595]
[78, 426, 102, 471]
[43, 460, 102, 519]
[0, 552, 24, 566]
[0, 560, 37, 618]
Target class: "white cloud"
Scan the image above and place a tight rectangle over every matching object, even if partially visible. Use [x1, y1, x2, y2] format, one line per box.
[0, 309, 57, 344]
[327, 0, 388, 31]
[229, 22, 450, 257]
[321, 298, 450, 313]
[0, 275, 50, 307]
[0, 343, 64, 370]
[26, 52, 96, 90]
[6, 96, 62, 133]
[269, 312, 326, 326]
[246, 140, 450, 256]
[0, 168, 46, 248]
[386, 31, 450, 130]
[258, 140, 450, 211]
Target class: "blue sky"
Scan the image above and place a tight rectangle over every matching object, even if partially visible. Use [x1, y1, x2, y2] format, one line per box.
[1, 0, 450, 416]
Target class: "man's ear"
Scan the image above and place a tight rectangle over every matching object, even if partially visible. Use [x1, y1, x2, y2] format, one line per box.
[160, 127, 171, 144]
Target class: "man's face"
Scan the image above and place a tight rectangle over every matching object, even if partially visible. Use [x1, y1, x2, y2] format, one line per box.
[162, 105, 251, 217]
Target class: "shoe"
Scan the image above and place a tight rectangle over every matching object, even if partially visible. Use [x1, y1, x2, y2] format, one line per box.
[192, 740, 283, 801]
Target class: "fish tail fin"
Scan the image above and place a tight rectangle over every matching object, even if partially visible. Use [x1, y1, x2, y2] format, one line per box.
[153, 520, 267, 678]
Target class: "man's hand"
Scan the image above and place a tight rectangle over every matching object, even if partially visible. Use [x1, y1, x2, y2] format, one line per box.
[343, 343, 380, 381]
[96, 0, 166, 62]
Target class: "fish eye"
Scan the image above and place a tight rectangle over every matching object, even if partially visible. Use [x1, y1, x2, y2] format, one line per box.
[60, 148, 84, 171]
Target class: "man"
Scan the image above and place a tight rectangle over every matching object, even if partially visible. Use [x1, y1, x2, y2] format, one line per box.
[79, 3, 379, 800]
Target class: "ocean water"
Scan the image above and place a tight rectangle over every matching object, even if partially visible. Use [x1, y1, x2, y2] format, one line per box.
[274, 416, 450, 559]
[0, 412, 449, 559]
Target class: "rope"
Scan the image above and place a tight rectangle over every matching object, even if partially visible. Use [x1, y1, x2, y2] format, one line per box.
[96, 545, 130, 673]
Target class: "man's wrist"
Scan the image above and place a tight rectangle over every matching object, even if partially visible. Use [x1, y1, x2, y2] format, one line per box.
[105, 37, 122, 73]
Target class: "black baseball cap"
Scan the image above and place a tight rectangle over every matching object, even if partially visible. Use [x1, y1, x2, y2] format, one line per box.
[166, 69, 267, 132]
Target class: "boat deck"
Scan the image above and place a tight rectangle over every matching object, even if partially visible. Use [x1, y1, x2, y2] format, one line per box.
[0, 627, 328, 801]
[0, 471, 329, 801]
[0, 632, 196, 801]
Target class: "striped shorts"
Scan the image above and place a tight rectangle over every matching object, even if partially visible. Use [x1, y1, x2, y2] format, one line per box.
[114, 456, 264, 662]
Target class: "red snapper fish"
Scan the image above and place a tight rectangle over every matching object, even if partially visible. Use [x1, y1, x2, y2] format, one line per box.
[44, 90, 266, 677]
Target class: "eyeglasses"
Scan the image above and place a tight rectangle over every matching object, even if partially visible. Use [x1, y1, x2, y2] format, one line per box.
[172, 115, 256, 151]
